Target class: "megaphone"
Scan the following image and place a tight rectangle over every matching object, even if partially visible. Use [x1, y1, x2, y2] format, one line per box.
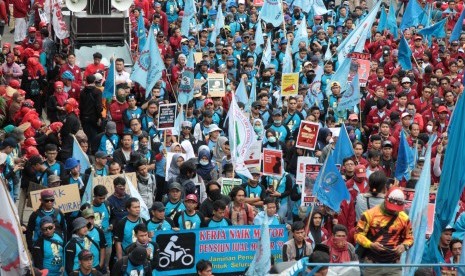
[65, 0, 87, 12]
[112, 0, 132, 11]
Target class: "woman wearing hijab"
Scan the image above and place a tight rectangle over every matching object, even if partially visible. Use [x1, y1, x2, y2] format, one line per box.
[316, 128, 332, 151]
[197, 148, 217, 182]
[46, 81, 68, 122]
[21, 57, 46, 116]
[181, 140, 195, 160]
[305, 210, 329, 249]
[170, 142, 182, 153]
[253, 119, 265, 140]
[167, 153, 184, 183]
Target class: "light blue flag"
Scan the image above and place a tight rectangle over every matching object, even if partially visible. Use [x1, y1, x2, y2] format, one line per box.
[262, 37, 272, 68]
[282, 42, 293, 73]
[324, 40, 332, 61]
[125, 174, 150, 220]
[326, 57, 351, 97]
[172, 108, 185, 136]
[417, 18, 446, 38]
[209, 6, 225, 47]
[245, 78, 257, 113]
[337, 73, 360, 111]
[402, 138, 433, 276]
[387, 0, 399, 39]
[312, 0, 328, 15]
[313, 153, 350, 212]
[332, 124, 355, 165]
[131, 26, 165, 98]
[400, 0, 424, 30]
[394, 130, 415, 181]
[423, 91, 465, 269]
[81, 172, 94, 206]
[102, 59, 115, 99]
[258, 0, 283, 27]
[377, 6, 387, 33]
[235, 78, 248, 105]
[72, 135, 90, 175]
[137, 15, 147, 52]
[292, 15, 308, 53]
[245, 214, 271, 276]
[178, 51, 195, 105]
[181, 0, 196, 36]
[398, 36, 413, 70]
[254, 20, 265, 55]
[293, 0, 311, 13]
[450, 8, 465, 43]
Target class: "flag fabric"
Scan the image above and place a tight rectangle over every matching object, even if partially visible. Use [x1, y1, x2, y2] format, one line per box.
[254, 20, 265, 55]
[324, 40, 332, 61]
[292, 15, 308, 53]
[181, 0, 196, 36]
[337, 73, 360, 111]
[332, 124, 355, 165]
[387, 0, 399, 39]
[178, 51, 195, 105]
[125, 175, 150, 220]
[293, 0, 311, 13]
[450, 8, 465, 42]
[245, 78, 257, 113]
[398, 36, 413, 70]
[336, 1, 381, 63]
[394, 130, 415, 181]
[245, 212, 271, 276]
[209, 6, 225, 47]
[259, 0, 283, 27]
[403, 138, 433, 276]
[352, 3, 381, 54]
[262, 37, 272, 68]
[131, 27, 165, 98]
[81, 172, 94, 206]
[312, 0, 328, 15]
[102, 58, 115, 99]
[0, 179, 31, 276]
[228, 95, 256, 179]
[73, 135, 91, 174]
[423, 92, 465, 267]
[326, 57, 351, 97]
[137, 15, 147, 51]
[377, 6, 387, 33]
[417, 18, 446, 38]
[400, 0, 424, 30]
[172, 107, 185, 136]
[282, 42, 293, 73]
[313, 153, 350, 212]
[235, 78, 248, 105]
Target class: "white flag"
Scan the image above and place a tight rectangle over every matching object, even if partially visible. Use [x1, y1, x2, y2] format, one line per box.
[262, 37, 272, 69]
[0, 180, 30, 276]
[125, 175, 150, 221]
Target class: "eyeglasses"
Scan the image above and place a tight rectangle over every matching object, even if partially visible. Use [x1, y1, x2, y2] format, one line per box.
[43, 199, 55, 203]
[41, 226, 54, 231]
[182, 127, 191, 129]
[388, 198, 404, 205]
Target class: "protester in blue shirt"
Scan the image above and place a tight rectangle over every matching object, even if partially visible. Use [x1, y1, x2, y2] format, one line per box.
[43, 144, 65, 186]
[266, 109, 291, 143]
[69, 250, 103, 276]
[114, 198, 146, 260]
[81, 208, 106, 272]
[107, 176, 131, 226]
[126, 224, 160, 270]
[91, 185, 113, 272]
[64, 217, 94, 275]
[173, 194, 205, 229]
[164, 182, 186, 220]
[111, 246, 152, 276]
[147, 202, 174, 237]
[32, 216, 64, 276]
[254, 197, 286, 226]
[206, 200, 232, 228]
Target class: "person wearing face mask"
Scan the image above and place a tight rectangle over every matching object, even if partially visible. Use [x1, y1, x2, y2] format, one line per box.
[109, 89, 129, 135]
[264, 128, 287, 154]
[196, 148, 217, 182]
[199, 181, 231, 219]
[122, 94, 143, 134]
[323, 224, 358, 264]
[253, 118, 265, 140]
[266, 109, 291, 144]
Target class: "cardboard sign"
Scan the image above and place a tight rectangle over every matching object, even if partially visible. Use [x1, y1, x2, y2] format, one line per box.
[301, 164, 324, 207]
[281, 73, 299, 97]
[296, 121, 320, 150]
[296, 156, 318, 186]
[30, 184, 81, 213]
[208, 73, 225, 97]
[193, 52, 203, 64]
[263, 148, 283, 177]
[244, 140, 262, 169]
[93, 172, 137, 196]
[221, 178, 243, 196]
[194, 79, 206, 92]
[158, 103, 177, 130]
[165, 152, 187, 181]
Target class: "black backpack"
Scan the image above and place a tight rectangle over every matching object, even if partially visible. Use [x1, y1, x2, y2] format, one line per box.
[30, 78, 40, 96]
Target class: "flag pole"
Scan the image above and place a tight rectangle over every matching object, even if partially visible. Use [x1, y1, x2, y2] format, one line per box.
[231, 91, 237, 175]
[1, 179, 35, 275]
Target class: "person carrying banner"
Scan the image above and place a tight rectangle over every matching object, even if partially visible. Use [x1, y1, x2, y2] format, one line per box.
[205, 200, 232, 228]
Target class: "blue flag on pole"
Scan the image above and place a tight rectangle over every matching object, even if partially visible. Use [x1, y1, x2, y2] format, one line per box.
[131, 26, 165, 98]
[245, 215, 271, 275]
[137, 15, 147, 51]
[387, 0, 398, 39]
[235, 78, 248, 105]
[337, 73, 360, 111]
[181, 0, 196, 36]
[254, 20, 265, 55]
[245, 78, 257, 113]
[312, 0, 328, 15]
[417, 18, 446, 38]
[178, 51, 195, 105]
[377, 6, 387, 33]
[282, 42, 293, 73]
[398, 36, 413, 70]
[402, 138, 433, 276]
[209, 6, 225, 47]
[172, 108, 185, 136]
[326, 57, 351, 97]
[102, 58, 115, 100]
[292, 15, 308, 53]
[73, 135, 91, 175]
[81, 172, 94, 206]
[450, 8, 465, 42]
[332, 124, 355, 165]
[394, 130, 415, 181]
[259, 0, 283, 27]
[313, 153, 350, 212]
[423, 91, 465, 268]
[400, 0, 424, 30]
[262, 37, 272, 68]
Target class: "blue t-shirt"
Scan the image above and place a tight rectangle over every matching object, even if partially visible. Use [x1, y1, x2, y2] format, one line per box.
[164, 200, 186, 220]
[175, 211, 203, 230]
[124, 261, 145, 276]
[42, 234, 64, 276]
[87, 227, 105, 268]
[98, 134, 120, 155]
[93, 202, 112, 248]
[206, 218, 231, 228]
[114, 217, 145, 252]
[147, 219, 173, 233]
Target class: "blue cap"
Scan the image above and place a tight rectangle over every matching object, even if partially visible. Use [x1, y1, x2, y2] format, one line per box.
[64, 157, 80, 170]
[234, 37, 242, 43]
[280, 39, 288, 45]
[61, 70, 75, 81]
[188, 36, 195, 41]
[209, 9, 217, 16]
[227, 55, 235, 61]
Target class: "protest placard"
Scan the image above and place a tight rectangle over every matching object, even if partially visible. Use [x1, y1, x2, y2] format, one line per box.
[263, 148, 283, 177]
[281, 73, 299, 97]
[93, 172, 137, 196]
[30, 184, 81, 213]
[152, 225, 287, 275]
[165, 153, 187, 181]
[193, 52, 203, 64]
[158, 103, 177, 130]
[244, 140, 262, 169]
[349, 52, 371, 86]
[301, 164, 323, 207]
[253, 0, 264, 6]
[208, 73, 225, 97]
[296, 157, 318, 186]
[194, 79, 206, 92]
[221, 178, 243, 195]
[296, 121, 320, 150]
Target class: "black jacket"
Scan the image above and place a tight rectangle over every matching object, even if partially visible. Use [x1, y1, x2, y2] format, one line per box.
[79, 86, 102, 122]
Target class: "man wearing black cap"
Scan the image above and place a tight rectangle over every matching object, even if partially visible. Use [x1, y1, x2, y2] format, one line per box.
[380, 140, 395, 178]
[32, 216, 65, 275]
[85, 151, 109, 177]
[111, 245, 152, 275]
[69, 250, 103, 276]
[147, 201, 174, 234]
[79, 74, 103, 148]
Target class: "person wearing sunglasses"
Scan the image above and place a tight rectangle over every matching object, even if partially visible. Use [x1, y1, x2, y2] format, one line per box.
[31, 216, 65, 276]
[26, 189, 67, 253]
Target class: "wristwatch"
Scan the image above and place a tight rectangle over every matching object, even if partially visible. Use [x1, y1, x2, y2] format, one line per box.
[404, 244, 410, 251]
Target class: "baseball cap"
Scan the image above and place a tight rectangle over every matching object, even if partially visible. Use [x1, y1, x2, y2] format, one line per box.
[209, 124, 221, 133]
[354, 165, 367, 178]
[438, 106, 448, 113]
[185, 194, 198, 203]
[444, 225, 457, 232]
[40, 189, 54, 200]
[48, 175, 61, 184]
[169, 182, 182, 191]
[382, 140, 393, 148]
[249, 167, 261, 175]
[401, 77, 411, 83]
[272, 109, 282, 116]
[64, 157, 80, 170]
[81, 208, 95, 219]
[105, 121, 117, 134]
[385, 188, 405, 212]
[151, 201, 166, 212]
[348, 114, 358, 121]
[95, 151, 109, 159]
[72, 217, 88, 233]
[401, 112, 412, 119]
[204, 98, 214, 106]
[331, 81, 340, 88]
[78, 249, 93, 260]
